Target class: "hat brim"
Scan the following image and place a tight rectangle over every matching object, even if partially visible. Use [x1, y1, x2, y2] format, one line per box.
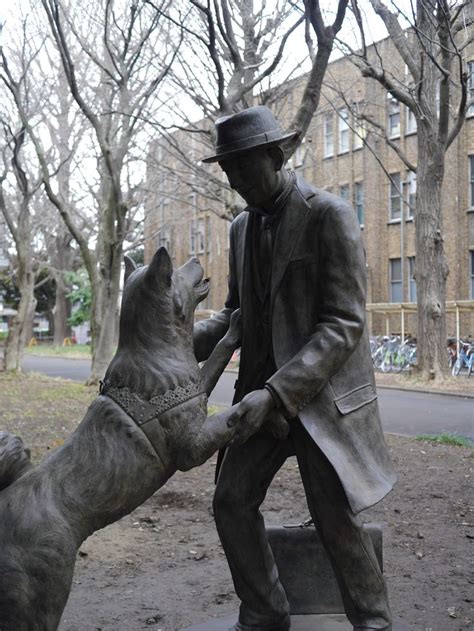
[201, 131, 298, 164]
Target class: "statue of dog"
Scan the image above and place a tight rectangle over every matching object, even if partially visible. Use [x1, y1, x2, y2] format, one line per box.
[0, 248, 286, 630]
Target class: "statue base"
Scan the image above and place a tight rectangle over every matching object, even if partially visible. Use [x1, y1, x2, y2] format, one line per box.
[180, 613, 414, 630]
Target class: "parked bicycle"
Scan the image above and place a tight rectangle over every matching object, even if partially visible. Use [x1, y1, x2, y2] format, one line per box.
[451, 340, 474, 377]
[370, 335, 417, 373]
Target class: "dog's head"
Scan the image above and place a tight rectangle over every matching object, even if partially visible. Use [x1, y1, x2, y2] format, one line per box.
[0, 432, 33, 492]
[119, 248, 210, 346]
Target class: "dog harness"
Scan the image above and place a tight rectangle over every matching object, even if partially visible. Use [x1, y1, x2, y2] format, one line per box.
[99, 380, 207, 468]
[99, 380, 206, 426]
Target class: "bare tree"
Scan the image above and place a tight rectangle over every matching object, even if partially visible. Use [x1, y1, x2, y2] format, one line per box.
[2, 0, 180, 383]
[341, 0, 472, 380]
[0, 124, 44, 371]
[146, 0, 349, 221]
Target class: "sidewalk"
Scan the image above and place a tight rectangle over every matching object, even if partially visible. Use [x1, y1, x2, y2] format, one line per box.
[375, 371, 474, 398]
[227, 361, 474, 398]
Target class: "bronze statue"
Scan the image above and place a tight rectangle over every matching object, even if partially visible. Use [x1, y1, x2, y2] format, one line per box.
[0, 249, 282, 631]
[194, 106, 398, 631]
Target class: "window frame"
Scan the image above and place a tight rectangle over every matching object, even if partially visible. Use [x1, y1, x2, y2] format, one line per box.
[338, 108, 349, 154]
[471, 251, 474, 299]
[390, 258, 403, 303]
[323, 112, 334, 158]
[408, 256, 417, 302]
[467, 61, 474, 117]
[405, 170, 417, 219]
[389, 173, 402, 222]
[470, 155, 474, 209]
[405, 107, 417, 135]
[388, 97, 401, 139]
[354, 181, 364, 226]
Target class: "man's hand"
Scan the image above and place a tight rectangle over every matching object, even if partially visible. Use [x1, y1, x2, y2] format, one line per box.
[230, 389, 289, 446]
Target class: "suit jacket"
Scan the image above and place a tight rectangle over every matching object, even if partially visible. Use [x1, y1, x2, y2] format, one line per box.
[194, 175, 397, 514]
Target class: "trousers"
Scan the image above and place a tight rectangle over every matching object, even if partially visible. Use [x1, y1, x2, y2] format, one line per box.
[213, 419, 392, 630]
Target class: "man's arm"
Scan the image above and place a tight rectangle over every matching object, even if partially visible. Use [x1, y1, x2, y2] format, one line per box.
[266, 200, 366, 419]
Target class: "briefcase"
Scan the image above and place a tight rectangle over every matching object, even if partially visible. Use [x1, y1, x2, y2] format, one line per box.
[267, 522, 383, 615]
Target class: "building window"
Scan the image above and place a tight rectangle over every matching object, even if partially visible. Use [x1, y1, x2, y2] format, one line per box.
[323, 113, 334, 158]
[294, 137, 305, 168]
[468, 61, 474, 117]
[408, 256, 417, 302]
[189, 219, 206, 255]
[157, 228, 171, 252]
[196, 218, 205, 254]
[471, 251, 474, 298]
[406, 107, 417, 134]
[354, 182, 364, 226]
[470, 155, 474, 208]
[338, 108, 349, 153]
[189, 221, 196, 255]
[388, 97, 400, 138]
[206, 216, 211, 254]
[352, 103, 366, 149]
[389, 173, 401, 221]
[390, 258, 402, 303]
[405, 170, 417, 218]
[339, 184, 350, 202]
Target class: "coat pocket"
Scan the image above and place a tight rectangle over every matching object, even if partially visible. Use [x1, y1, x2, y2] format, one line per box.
[333, 383, 377, 415]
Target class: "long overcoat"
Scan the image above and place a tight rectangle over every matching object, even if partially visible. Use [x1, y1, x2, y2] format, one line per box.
[194, 175, 397, 514]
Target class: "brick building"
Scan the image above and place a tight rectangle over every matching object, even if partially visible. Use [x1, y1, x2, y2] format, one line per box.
[144, 32, 474, 337]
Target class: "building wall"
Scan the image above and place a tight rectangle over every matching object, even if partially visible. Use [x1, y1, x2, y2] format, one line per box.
[144, 31, 474, 337]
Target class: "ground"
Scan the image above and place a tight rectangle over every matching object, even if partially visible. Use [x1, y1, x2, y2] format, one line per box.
[0, 372, 472, 631]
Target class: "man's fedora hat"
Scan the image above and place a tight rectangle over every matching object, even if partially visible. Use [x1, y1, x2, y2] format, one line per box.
[202, 106, 297, 163]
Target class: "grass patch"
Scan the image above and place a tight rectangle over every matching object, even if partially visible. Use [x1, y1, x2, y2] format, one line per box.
[0, 372, 96, 462]
[0, 374, 229, 464]
[25, 344, 92, 359]
[416, 433, 473, 448]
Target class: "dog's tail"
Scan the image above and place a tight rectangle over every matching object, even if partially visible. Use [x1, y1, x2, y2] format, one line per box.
[0, 432, 33, 492]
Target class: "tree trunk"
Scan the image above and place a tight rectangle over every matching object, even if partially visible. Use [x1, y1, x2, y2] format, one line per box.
[415, 124, 449, 380]
[88, 276, 120, 384]
[53, 274, 71, 346]
[3, 281, 36, 371]
[87, 196, 123, 385]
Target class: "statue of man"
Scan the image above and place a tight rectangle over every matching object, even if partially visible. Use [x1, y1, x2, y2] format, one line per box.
[194, 106, 397, 631]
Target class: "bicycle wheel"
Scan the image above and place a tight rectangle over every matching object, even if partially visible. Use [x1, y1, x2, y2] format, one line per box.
[373, 349, 384, 369]
[452, 358, 462, 377]
[381, 353, 392, 373]
[392, 353, 403, 373]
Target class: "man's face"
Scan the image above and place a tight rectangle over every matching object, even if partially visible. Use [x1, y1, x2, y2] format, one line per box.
[219, 147, 280, 207]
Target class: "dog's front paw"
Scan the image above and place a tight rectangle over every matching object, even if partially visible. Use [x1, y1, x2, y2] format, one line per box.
[225, 308, 242, 348]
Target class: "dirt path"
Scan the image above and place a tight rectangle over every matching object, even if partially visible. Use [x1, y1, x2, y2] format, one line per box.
[0, 374, 472, 631]
[57, 435, 473, 631]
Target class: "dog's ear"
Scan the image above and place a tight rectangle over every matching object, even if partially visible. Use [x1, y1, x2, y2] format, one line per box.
[124, 256, 138, 284]
[145, 247, 173, 287]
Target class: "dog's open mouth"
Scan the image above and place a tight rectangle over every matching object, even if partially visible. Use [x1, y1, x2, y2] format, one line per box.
[194, 277, 210, 301]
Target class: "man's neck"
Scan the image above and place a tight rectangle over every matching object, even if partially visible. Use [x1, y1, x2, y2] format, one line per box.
[260, 169, 291, 213]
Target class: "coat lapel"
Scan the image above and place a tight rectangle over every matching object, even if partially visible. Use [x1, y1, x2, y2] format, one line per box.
[270, 186, 311, 310]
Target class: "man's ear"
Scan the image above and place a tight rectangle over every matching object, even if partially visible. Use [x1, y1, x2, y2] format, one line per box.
[267, 146, 285, 171]
[145, 247, 173, 288]
[123, 255, 138, 284]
